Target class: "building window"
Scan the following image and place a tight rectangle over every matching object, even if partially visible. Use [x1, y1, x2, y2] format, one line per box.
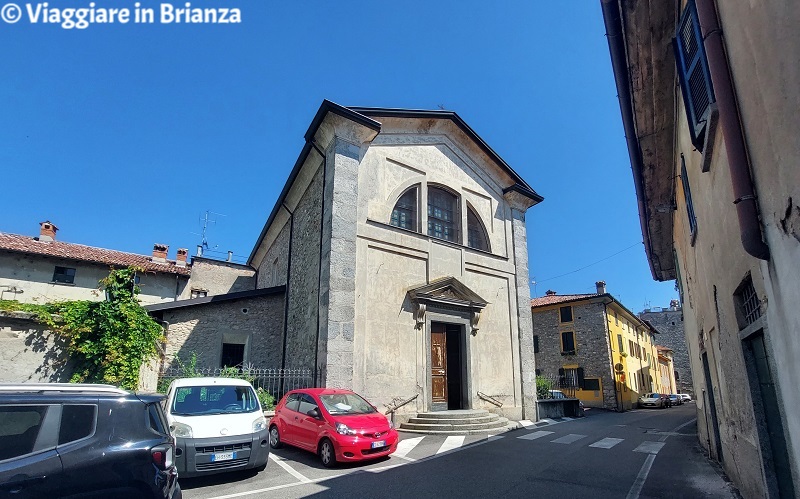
[617, 334, 624, 353]
[191, 289, 208, 299]
[390, 187, 418, 231]
[559, 367, 583, 389]
[533, 335, 540, 353]
[427, 187, 458, 242]
[734, 275, 761, 328]
[582, 378, 601, 391]
[629, 340, 635, 355]
[681, 155, 698, 238]
[559, 306, 573, 323]
[614, 311, 618, 325]
[675, 0, 715, 149]
[466, 206, 490, 251]
[53, 266, 76, 284]
[220, 343, 245, 368]
[561, 331, 576, 355]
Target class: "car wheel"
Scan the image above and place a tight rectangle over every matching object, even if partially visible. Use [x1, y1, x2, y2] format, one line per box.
[269, 425, 283, 449]
[319, 439, 336, 468]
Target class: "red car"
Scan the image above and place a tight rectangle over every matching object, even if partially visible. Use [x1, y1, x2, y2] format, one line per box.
[268, 388, 398, 467]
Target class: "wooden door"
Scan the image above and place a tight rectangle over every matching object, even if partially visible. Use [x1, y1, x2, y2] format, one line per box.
[431, 324, 447, 404]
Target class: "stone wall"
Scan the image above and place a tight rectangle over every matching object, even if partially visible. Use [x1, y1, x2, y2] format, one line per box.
[161, 294, 285, 370]
[533, 301, 617, 409]
[0, 312, 73, 383]
[639, 307, 693, 395]
[257, 222, 290, 289]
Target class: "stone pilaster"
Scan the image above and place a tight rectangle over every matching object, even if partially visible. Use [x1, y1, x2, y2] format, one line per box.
[511, 208, 537, 420]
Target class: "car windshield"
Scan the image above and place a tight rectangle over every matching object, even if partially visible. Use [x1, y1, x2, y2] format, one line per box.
[319, 393, 376, 415]
[171, 385, 259, 416]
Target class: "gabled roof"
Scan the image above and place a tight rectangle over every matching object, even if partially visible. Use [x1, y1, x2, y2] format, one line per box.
[407, 276, 488, 309]
[530, 293, 596, 308]
[0, 232, 191, 276]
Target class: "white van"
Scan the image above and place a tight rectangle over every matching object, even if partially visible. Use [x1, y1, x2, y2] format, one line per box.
[164, 377, 269, 477]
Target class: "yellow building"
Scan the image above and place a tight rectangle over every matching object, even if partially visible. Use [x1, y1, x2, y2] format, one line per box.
[532, 281, 661, 411]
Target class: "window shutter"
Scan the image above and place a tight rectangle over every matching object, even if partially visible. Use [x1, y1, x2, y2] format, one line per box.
[534, 335, 540, 353]
[577, 367, 585, 390]
[674, 0, 715, 149]
[558, 368, 565, 385]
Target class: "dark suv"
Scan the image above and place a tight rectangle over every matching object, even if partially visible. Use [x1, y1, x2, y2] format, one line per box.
[0, 383, 180, 499]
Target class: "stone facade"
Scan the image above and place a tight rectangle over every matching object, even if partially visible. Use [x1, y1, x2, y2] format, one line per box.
[640, 305, 692, 395]
[0, 312, 73, 383]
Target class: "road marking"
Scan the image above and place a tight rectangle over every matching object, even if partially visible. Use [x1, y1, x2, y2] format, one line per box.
[626, 417, 697, 499]
[394, 436, 424, 459]
[562, 417, 574, 421]
[633, 441, 665, 455]
[518, 419, 535, 428]
[589, 437, 624, 449]
[268, 453, 312, 483]
[517, 430, 554, 440]
[487, 435, 504, 442]
[551, 433, 587, 444]
[436, 435, 465, 454]
[540, 418, 557, 425]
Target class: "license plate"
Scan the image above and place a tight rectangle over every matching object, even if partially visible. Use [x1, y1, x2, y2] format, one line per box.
[211, 452, 236, 462]
[371, 440, 385, 449]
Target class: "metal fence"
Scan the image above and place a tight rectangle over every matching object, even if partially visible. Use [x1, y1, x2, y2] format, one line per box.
[536, 373, 578, 400]
[157, 367, 314, 400]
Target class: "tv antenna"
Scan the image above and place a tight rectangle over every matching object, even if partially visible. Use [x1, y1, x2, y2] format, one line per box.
[191, 210, 226, 251]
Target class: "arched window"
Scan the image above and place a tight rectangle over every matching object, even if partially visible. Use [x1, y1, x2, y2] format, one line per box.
[467, 207, 490, 251]
[390, 187, 417, 231]
[427, 187, 458, 242]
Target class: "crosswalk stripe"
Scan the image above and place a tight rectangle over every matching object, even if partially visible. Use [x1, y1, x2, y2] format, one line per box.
[394, 436, 424, 459]
[436, 435, 465, 454]
[562, 417, 574, 421]
[487, 435, 504, 442]
[540, 418, 557, 425]
[551, 433, 587, 444]
[518, 420, 535, 428]
[633, 441, 665, 455]
[589, 437, 624, 449]
[517, 430, 554, 440]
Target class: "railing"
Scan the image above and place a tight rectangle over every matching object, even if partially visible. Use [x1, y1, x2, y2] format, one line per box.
[477, 391, 503, 408]
[384, 394, 419, 425]
[536, 374, 578, 400]
[157, 367, 314, 401]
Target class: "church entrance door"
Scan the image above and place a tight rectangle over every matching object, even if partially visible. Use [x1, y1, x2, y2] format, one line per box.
[431, 322, 465, 411]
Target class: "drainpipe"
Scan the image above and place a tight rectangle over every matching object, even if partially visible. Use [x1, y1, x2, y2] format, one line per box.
[695, 0, 769, 261]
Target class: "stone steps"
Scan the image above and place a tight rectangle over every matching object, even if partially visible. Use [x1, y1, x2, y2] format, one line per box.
[399, 409, 516, 435]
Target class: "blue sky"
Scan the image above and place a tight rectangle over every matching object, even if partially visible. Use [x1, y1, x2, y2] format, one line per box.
[1, 0, 678, 311]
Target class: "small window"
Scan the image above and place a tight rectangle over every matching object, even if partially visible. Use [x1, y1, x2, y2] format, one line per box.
[390, 187, 418, 231]
[53, 266, 76, 284]
[629, 340, 635, 355]
[466, 207, 490, 251]
[428, 187, 458, 242]
[559, 306, 573, 323]
[191, 288, 208, 299]
[681, 156, 698, 238]
[533, 335, 540, 353]
[0, 405, 49, 460]
[583, 378, 601, 391]
[59, 404, 96, 445]
[614, 311, 618, 325]
[617, 334, 624, 353]
[561, 331, 576, 354]
[220, 343, 245, 368]
[734, 275, 761, 328]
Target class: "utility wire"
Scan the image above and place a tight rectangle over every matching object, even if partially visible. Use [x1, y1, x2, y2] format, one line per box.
[534, 242, 642, 284]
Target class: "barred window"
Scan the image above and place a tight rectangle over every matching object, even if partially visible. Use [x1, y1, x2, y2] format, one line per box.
[390, 187, 418, 231]
[427, 187, 458, 242]
[466, 207, 490, 251]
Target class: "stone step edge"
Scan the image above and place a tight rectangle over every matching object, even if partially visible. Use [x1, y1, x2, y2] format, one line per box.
[397, 423, 518, 436]
[406, 416, 500, 425]
[413, 410, 491, 419]
[400, 419, 510, 431]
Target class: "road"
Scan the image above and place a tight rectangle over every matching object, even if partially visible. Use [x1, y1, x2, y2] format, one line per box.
[181, 404, 738, 499]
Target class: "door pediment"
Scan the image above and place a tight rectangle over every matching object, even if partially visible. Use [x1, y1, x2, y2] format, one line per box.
[407, 277, 487, 333]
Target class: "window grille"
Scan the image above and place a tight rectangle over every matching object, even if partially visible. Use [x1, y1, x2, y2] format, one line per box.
[427, 187, 458, 242]
[53, 266, 76, 284]
[735, 276, 761, 327]
[390, 187, 418, 231]
[466, 207, 490, 251]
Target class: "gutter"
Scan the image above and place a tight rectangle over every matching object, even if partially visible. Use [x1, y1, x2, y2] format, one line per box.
[695, 0, 769, 261]
[600, 0, 658, 279]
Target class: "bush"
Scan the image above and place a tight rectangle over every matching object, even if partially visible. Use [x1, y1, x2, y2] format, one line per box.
[536, 376, 554, 399]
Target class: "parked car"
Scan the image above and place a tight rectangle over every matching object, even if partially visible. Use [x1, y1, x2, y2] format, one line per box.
[269, 388, 398, 467]
[638, 392, 665, 408]
[679, 394, 693, 403]
[0, 383, 180, 499]
[164, 377, 269, 478]
[660, 394, 673, 407]
[668, 394, 683, 406]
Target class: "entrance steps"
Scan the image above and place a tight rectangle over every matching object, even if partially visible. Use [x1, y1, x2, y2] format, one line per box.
[399, 409, 517, 435]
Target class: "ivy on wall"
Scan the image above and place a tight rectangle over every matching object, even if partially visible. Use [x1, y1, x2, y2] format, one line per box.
[0, 266, 164, 390]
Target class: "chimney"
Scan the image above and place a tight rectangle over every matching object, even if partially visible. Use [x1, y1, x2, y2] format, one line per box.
[596, 280, 607, 295]
[196, 245, 203, 257]
[39, 221, 58, 242]
[227, 251, 233, 262]
[176, 248, 188, 267]
[545, 289, 557, 296]
[152, 243, 168, 263]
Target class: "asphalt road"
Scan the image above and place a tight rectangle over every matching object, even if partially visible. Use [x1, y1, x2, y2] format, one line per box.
[181, 404, 738, 499]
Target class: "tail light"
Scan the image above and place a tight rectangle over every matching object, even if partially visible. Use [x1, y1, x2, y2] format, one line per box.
[151, 444, 174, 470]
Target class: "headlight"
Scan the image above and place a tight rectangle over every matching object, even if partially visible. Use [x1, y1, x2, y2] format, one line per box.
[171, 421, 193, 438]
[387, 420, 394, 430]
[336, 422, 357, 436]
[253, 416, 267, 432]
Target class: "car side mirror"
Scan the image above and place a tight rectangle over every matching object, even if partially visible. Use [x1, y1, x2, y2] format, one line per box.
[307, 408, 321, 419]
